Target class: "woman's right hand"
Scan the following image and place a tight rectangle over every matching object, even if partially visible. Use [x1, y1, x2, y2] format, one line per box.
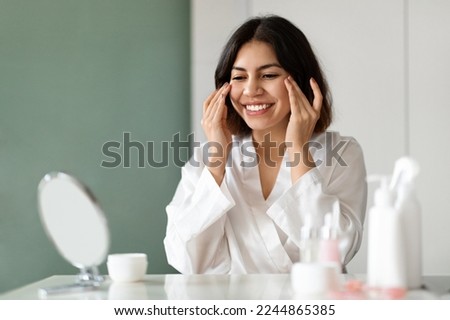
[201, 83, 232, 185]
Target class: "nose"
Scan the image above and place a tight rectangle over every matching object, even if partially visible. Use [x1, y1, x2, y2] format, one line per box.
[243, 78, 263, 97]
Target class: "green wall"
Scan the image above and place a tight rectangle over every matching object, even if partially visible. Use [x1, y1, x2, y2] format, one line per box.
[0, 0, 190, 293]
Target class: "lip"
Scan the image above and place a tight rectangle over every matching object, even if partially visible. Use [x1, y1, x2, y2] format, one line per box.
[242, 103, 274, 116]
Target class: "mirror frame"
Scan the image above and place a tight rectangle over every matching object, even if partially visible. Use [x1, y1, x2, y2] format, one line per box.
[37, 171, 110, 296]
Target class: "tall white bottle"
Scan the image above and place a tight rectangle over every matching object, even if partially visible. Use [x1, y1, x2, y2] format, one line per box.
[390, 157, 422, 289]
[366, 176, 406, 290]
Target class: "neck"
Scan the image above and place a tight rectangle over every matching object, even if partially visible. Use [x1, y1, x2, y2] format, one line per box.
[252, 130, 286, 161]
[252, 128, 285, 148]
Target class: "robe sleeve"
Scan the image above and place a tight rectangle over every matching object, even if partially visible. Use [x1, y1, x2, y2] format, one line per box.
[267, 137, 367, 266]
[163, 146, 235, 274]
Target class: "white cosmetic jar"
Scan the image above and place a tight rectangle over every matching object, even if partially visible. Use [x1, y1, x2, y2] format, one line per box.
[291, 262, 341, 298]
[107, 253, 148, 282]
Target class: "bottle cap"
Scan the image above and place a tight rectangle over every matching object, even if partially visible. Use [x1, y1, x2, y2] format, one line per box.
[367, 175, 395, 206]
[301, 212, 319, 239]
[390, 156, 420, 190]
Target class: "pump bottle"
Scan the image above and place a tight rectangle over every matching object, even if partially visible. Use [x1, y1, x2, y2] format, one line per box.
[390, 157, 422, 289]
[366, 175, 406, 290]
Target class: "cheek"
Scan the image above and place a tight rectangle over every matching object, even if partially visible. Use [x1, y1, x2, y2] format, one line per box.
[272, 82, 290, 103]
[229, 85, 242, 107]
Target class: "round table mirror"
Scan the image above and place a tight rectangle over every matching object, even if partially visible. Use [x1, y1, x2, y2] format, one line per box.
[37, 172, 110, 295]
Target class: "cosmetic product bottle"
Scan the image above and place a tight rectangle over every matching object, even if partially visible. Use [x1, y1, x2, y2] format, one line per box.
[318, 202, 342, 271]
[292, 212, 341, 297]
[366, 175, 406, 290]
[390, 157, 422, 289]
[299, 212, 319, 263]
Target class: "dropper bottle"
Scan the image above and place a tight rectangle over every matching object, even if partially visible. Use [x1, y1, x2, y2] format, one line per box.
[299, 212, 319, 263]
[318, 202, 342, 271]
[292, 211, 342, 296]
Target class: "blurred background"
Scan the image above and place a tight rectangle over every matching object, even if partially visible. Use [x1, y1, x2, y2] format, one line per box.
[0, 0, 190, 293]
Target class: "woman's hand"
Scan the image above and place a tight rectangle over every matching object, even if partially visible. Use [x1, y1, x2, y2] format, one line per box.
[201, 83, 232, 185]
[284, 77, 323, 181]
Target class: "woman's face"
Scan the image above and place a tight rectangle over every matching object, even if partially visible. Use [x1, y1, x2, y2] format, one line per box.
[229, 40, 291, 137]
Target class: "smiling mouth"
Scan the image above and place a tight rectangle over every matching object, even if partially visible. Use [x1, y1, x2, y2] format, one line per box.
[245, 104, 273, 112]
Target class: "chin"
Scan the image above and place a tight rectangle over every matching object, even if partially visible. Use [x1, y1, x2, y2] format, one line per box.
[244, 121, 271, 133]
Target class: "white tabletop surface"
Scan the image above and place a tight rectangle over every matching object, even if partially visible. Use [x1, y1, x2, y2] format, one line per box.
[1, 274, 449, 300]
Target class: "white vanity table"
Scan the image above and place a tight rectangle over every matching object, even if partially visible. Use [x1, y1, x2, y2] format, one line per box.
[1, 274, 449, 300]
[1, 274, 291, 300]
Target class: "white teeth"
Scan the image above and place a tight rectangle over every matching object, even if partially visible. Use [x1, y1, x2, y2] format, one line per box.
[246, 104, 271, 111]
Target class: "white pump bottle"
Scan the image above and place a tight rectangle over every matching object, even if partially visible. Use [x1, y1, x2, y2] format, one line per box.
[366, 175, 406, 289]
[390, 157, 422, 289]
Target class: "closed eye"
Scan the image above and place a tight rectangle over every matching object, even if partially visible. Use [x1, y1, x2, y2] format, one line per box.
[262, 74, 279, 79]
[231, 75, 246, 81]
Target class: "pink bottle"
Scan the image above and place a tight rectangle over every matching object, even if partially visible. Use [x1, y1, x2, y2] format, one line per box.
[318, 204, 342, 271]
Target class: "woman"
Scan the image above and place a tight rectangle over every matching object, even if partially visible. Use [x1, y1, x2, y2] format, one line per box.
[164, 15, 367, 274]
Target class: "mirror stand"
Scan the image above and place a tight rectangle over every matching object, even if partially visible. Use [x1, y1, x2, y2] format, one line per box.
[38, 266, 105, 297]
[78, 266, 105, 283]
[37, 172, 110, 298]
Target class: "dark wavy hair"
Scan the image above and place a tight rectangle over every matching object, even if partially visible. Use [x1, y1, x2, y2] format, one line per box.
[215, 15, 333, 136]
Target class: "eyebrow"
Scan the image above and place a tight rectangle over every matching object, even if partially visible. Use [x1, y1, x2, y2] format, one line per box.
[231, 63, 283, 72]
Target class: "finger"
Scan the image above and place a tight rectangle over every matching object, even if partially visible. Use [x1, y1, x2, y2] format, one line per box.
[284, 77, 301, 115]
[212, 83, 230, 106]
[310, 78, 323, 113]
[285, 76, 310, 116]
[205, 83, 229, 109]
[212, 85, 231, 123]
[290, 77, 313, 109]
[211, 97, 227, 128]
[289, 76, 320, 120]
[203, 89, 219, 114]
[204, 83, 229, 118]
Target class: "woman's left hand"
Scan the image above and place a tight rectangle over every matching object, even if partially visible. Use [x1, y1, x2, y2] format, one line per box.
[284, 76, 322, 178]
[284, 76, 322, 152]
